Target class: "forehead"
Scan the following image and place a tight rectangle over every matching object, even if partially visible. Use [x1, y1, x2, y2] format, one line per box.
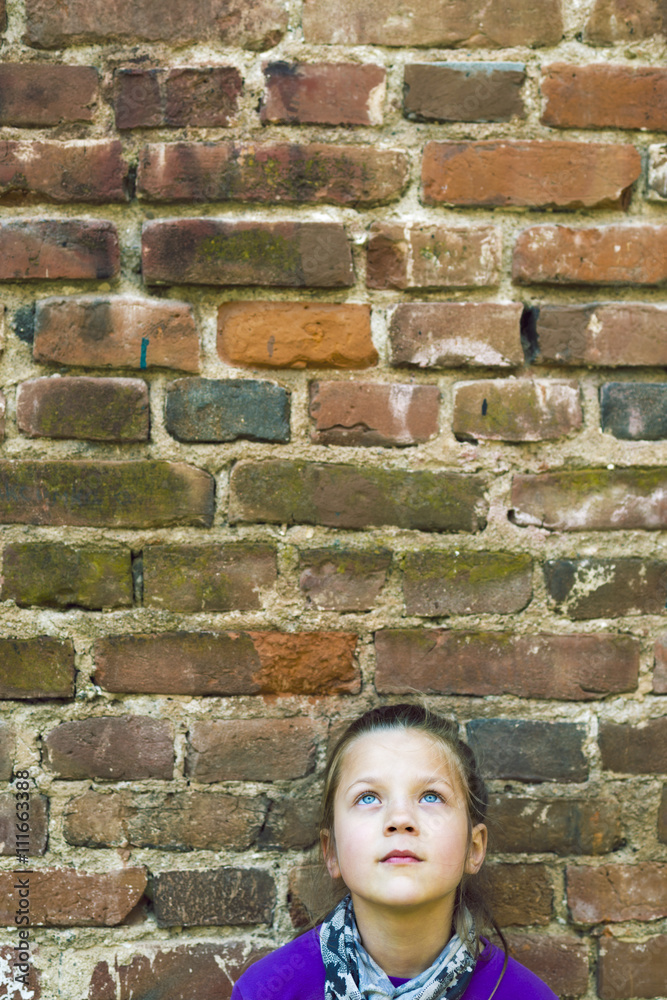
[338, 727, 463, 789]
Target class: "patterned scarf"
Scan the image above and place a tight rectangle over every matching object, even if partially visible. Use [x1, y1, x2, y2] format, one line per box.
[319, 895, 476, 1000]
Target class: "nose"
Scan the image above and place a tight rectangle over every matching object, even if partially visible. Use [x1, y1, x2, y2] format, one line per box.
[384, 797, 418, 834]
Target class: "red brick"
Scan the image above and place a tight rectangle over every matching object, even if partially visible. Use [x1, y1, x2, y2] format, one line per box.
[17, 376, 149, 442]
[299, 547, 391, 611]
[33, 296, 199, 372]
[599, 718, 667, 774]
[488, 794, 623, 855]
[389, 302, 523, 368]
[598, 934, 667, 1000]
[262, 62, 385, 125]
[44, 716, 174, 780]
[544, 557, 667, 618]
[0, 868, 146, 926]
[0, 461, 214, 527]
[24, 0, 287, 49]
[542, 63, 667, 130]
[368, 223, 501, 290]
[0, 791, 48, 856]
[288, 864, 343, 928]
[568, 864, 667, 923]
[138, 142, 407, 206]
[423, 141, 640, 209]
[506, 934, 589, 998]
[309, 381, 439, 446]
[218, 302, 376, 369]
[0, 221, 119, 281]
[531, 303, 667, 367]
[0, 722, 14, 780]
[453, 379, 581, 441]
[303, 0, 563, 47]
[402, 552, 532, 616]
[0, 140, 126, 202]
[0, 637, 74, 699]
[654, 635, 667, 693]
[115, 67, 242, 128]
[143, 544, 277, 612]
[487, 865, 553, 926]
[230, 460, 488, 532]
[0, 945, 42, 999]
[2, 542, 132, 609]
[142, 220, 354, 288]
[64, 790, 266, 851]
[186, 718, 319, 781]
[0, 64, 98, 125]
[375, 631, 638, 700]
[404, 62, 525, 123]
[585, 0, 665, 43]
[93, 632, 360, 696]
[152, 869, 274, 927]
[511, 468, 667, 531]
[514, 225, 667, 287]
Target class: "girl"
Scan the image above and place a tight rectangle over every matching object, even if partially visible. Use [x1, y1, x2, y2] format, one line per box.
[232, 704, 558, 1000]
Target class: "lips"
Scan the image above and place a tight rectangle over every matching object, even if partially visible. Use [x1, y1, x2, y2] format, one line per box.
[381, 850, 421, 863]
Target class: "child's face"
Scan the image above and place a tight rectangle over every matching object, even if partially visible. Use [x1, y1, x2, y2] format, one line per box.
[322, 728, 486, 925]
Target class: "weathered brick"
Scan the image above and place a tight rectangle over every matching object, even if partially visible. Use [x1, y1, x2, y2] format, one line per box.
[152, 869, 275, 927]
[368, 223, 501, 290]
[599, 718, 667, 774]
[375, 632, 637, 700]
[302, 0, 563, 47]
[44, 717, 174, 780]
[659, 786, 667, 843]
[511, 468, 667, 531]
[453, 379, 581, 442]
[0, 461, 214, 527]
[601, 382, 667, 440]
[542, 63, 667, 130]
[505, 934, 589, 998]
[514, 225, 667, 287]
[0, 868, 146, 926]
[165, 378, 289, 443]
[33, 296, 200, 372]
[17, 376, 149, 442]
[186, 718, 318, 781]
[25, 0, 287, 49]
[0, 791, 48, 856]
[262, 62, 385, 125]
[0, 220, 119, 281]
[138, 142, 408, 206]
[402, 552, 532, 616]
[389, 302, 523, 368]
[598, 934, 667, 1000]
[584, 0, 665, 43]
[259, 797, 319, 850]
[143, 544, 277, 612]
[143, 220, 354, 288]
[488, 794, 623, 855]
[0, 722, 13, 780]
[567, 864, 667, 923]
[299, 547, 391, 611]
[487, 865, 553, 926]
[309, 381, 439, 447]
[423, 141, 639, 209]
[0, 945, 41, 999]
[115, 67, 242, 128]
[0, 140, 126, 202]
[2, 543, 133, 609]
[288, 864, 342, 928]
[218, 302, 376, 369]
[0, 64, 98, 125]
[89, 943, 263, 1000]
[544, 557, 667, 618]
[466, 719, 588, 783]
[229, 460, 488, 532]
[531, 304, 667, 367]
[404, 62, 525, 123]
[0, 637, 75, 699]
[94, 632, 360, 696]
[655, 635, 667, 694]
[63, 790, 266, 851]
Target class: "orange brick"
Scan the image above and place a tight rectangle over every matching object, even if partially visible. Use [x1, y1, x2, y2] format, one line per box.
[542, 63, 667, 130]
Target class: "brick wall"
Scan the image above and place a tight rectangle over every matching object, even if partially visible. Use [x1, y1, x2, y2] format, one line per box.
[0, 1, 666, 997]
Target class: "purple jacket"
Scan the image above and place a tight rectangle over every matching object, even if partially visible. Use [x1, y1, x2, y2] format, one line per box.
[231, 927, 559, 1000]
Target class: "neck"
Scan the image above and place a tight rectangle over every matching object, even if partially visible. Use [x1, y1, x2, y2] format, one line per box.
[351, 896, 456, 980]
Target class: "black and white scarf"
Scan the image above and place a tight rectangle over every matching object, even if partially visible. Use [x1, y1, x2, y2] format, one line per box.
[319, 895, 476, 1000]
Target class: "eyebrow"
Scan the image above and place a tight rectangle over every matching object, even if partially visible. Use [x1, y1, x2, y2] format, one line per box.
[344, 774, 457, 794]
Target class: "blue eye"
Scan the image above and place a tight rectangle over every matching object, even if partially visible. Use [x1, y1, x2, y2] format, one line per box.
[421, 792, 441, 803]
[358, 793, 378, 805]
